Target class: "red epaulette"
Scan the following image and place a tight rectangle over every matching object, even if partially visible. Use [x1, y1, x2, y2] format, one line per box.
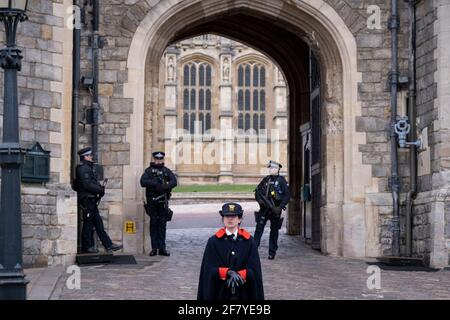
[238, 228, 251, 240]
[215, 228, 251, 240]
[215, 228, 226, 239]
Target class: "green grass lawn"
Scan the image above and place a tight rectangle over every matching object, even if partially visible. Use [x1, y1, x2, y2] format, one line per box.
[172, 184, 256, 193]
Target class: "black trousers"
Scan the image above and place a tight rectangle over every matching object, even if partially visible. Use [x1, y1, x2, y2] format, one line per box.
[80, 198, 113, 251]
[254, 212, 282, 256]
[149, 201, 168, 250]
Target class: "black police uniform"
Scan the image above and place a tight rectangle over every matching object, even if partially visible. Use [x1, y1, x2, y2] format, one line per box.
[75, 148, 117, 253]
[253, 165, 290, 259]
[197, 203, 264, 300]
[140, 152, 177, 255]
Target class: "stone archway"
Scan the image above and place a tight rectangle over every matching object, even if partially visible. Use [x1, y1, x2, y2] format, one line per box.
[122, 0, 373, 258]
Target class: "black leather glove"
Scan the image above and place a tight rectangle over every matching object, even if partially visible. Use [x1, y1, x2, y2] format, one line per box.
[226, 270, 244, 289]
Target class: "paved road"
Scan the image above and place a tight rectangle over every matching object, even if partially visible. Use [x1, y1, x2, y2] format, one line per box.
[51, 203, 450, 300]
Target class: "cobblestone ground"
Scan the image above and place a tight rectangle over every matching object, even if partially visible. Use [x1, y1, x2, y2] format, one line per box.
[53, 227, 450, 300]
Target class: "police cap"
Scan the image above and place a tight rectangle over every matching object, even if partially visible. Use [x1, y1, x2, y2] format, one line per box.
[267, 160, 282, 169]
[78, 147, 92, 157]
[219, 202, 243, 218]
[152, 151, 165, 160]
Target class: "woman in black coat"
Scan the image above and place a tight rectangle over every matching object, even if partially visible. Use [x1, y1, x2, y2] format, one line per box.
[197, 202, 264, 300]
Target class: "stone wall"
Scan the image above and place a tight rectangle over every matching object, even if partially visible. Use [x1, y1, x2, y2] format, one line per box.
[342, 0, 411, 255]
[0, 0, 77, 267]
[432, 0, 450, 265]
[412, 0, 450, 267]
[77, 1, 139, 251]
[412, 0, 438, 261]
[446, 201, 450, 262]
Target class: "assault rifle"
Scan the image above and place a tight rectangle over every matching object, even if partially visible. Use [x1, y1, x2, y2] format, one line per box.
[255, 185, 283, 221]
[255, 186, 276, 213]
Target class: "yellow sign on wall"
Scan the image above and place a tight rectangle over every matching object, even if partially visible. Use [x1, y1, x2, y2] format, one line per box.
[124, 221, 136, 234]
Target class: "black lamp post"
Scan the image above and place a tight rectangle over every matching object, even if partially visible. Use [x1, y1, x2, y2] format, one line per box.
[0, 0, 29, 300]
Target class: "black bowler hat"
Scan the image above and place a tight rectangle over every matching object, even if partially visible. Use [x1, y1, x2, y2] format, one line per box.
[219, 202, 243, 218]
[78, 147, 92, 157]
[152, 151, 165, 160]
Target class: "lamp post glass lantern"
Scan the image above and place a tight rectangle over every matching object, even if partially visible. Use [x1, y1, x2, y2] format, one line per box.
[0, 0, 29, 300]
[0, 0, 28, 11]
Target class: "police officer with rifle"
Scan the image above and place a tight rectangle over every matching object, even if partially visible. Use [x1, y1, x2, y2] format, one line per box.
[140, 151, 177, 256]
[253, 160, 290, 260]
[75, 147, 123, 254]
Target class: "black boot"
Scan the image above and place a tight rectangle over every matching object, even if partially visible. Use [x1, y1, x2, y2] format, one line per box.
[83, 247, 98, 254]
[158, 249, 170, 256]
[149, 249, 157, 256]
[106, 243, 123, 252]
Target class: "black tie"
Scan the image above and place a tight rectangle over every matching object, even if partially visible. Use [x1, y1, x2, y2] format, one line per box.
[227, 234, 235, 241]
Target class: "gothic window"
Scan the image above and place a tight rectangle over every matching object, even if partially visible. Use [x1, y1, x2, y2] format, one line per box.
[190, 65, 196, 85]
[199, 89, 205, 110]
[190, 112, 196, 135]
[245, 114, 251, 131]
[238, 90, 243, 111]
[245, 90, 250, 111]
[206, 65, 212, 86]
[245, 65, 251, 86]
[238, 66, 244, 87]
[206, 89, 211, 110]
[183, 65, 189, 86]
[182, 61, 213, 134]
[183, 113, 189, 131]
[260, 90, 266, 111]
[183, 89, 189, 110]
[238, 113, 243, 129]
[260, 114, 265, 130]
[190, 89, 196, 110]
[205, 113, 211, 131]
[237, 62, 267, 132]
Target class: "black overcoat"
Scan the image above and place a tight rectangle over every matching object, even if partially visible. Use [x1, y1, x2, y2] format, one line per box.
[197, 228, 264, 300]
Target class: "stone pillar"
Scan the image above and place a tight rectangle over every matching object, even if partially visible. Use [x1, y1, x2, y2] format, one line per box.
[273, 67, 288, 169]
[429, 1, 450, 268]
[274, 67, 297, 233]
[429, 197, 449, 268]
[218, 50, 233, 183]
[163, 46, 179, 172]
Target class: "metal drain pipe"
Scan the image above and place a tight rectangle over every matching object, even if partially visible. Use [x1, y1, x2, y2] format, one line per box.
[389, 0, 401, 257]
[72, 0, 82, 254]
[71, 0, 81, 184]
[91, 0, 100, 163]
[405, 0, 418, 257]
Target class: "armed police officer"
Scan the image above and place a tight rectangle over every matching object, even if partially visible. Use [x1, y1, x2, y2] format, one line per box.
[75, 147, 123, 254]
[140, 151, 177, 256]
[254, 160, 290, 260]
